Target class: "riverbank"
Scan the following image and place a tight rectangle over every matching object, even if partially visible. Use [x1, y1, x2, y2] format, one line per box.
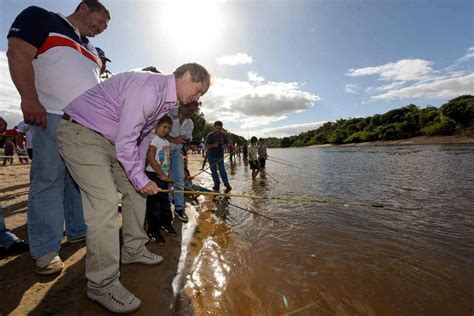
[309, 135, 474, 148]
[0, 154, 205, 315]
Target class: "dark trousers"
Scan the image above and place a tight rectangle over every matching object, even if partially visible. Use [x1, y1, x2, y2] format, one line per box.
[145, 171, 173, 233]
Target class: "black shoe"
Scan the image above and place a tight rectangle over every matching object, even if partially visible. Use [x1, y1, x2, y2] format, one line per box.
[212, 186, 220, 192]
[160, 224, 177, 236]
[224, 186, 232, 193]
[0, 239, 29, 257]
[147, 231, 165, 245]
[174, 209, 189, 223]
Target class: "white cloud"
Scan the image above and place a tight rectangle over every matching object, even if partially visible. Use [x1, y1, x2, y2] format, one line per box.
[346, 48, 474, 101]
[456, 47, 474, 63]
[346, 59, 433, 81]
[371, 73, 474, 101]
[344, 83, 360, 94]
[247, 71, 264, 83]
[216, 53, 253, 65]
[235, 121, 326, 138]
[201, 77, 319, 129]
[366, 81, 406, 92]
[0, 51, 22, 127]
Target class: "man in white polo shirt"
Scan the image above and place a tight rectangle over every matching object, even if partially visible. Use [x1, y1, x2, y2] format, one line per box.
[166, 101, 201, 224]
[6, 0, 110, 275]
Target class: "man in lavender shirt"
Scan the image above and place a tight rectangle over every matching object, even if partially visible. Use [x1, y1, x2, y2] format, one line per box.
[56, 63, 210, 313]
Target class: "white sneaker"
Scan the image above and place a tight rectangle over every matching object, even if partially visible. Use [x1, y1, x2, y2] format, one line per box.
[87, 282, 141, 313]
[36, 252, 64, 275]
[121, 247, 163, 265]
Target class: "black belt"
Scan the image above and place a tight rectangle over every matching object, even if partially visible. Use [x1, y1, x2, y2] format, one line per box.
[62, 113, 78, 124]
[62, 113, 105, 138]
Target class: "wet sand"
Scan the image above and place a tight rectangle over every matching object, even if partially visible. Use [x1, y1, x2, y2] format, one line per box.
[0, 154, 205, 315]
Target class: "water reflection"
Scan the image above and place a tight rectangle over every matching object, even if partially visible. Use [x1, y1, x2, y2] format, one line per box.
[178, 144, 474, 315]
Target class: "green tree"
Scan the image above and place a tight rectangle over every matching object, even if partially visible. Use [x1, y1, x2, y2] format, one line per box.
[441, 95, 474, 127]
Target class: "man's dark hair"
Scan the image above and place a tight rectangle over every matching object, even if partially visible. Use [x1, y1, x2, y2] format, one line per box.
[142, 66, 161, 74]
[251, 136, 258, 143]
[157, 115, 172, 127]
[75, 1, 111, 19]
[174, 63, 210, 83]
[214, 121, 223, 127]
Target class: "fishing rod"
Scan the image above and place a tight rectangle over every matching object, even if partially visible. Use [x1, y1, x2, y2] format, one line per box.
[261, 171, 280, 183]
[267, 158, 302, 170]
[167, 179, 279, 221]
[200, 152, 208, 170]
[227, 201, 279, 222]
[268, 156, 293, 164]
[202, 162, 281, 184]
[160, 189, 384, 208]
[191, 146, 241, 178]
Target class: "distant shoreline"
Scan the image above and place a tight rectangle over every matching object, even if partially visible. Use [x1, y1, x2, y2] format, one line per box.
[307, 135, 474, 148]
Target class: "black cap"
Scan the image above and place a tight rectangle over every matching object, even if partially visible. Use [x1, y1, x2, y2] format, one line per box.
[96, 47, 111, 62]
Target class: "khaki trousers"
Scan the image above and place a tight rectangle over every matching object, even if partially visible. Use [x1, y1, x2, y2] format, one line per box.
[57, 120, 148, 290]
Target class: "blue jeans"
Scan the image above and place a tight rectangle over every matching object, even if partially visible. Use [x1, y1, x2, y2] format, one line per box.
[169, 149, 185, 210]
[208, 155, 230, 189]
[28, 113, 85, 258]
[0, 203, 18, 248]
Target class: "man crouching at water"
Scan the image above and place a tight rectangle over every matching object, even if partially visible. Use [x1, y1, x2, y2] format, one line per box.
[56, 63, 210, 313]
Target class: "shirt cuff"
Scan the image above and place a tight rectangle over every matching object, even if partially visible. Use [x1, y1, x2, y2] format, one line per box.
[133, 172, 151, 191]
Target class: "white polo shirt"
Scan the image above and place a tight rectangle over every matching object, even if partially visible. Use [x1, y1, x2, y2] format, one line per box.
[168, 106, 194, 151]
[8, 6, 102, 114]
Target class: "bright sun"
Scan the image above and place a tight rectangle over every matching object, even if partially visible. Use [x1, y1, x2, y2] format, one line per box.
[159, 0, 225, 57]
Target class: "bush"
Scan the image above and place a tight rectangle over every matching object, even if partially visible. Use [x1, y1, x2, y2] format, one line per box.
[345, 131, 377, 143]
[421, 118, 456, 136]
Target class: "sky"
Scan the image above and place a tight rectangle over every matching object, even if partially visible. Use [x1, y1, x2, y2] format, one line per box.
[1, 0, 473, 138]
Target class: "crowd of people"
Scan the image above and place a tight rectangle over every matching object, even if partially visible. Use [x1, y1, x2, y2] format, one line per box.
[1, 0, 272, 313]
[0, 119, 33, 165]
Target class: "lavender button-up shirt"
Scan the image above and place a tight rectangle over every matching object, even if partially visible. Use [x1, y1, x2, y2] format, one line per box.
[63, 71, 177, 190]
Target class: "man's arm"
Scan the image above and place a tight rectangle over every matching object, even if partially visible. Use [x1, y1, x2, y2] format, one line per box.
[166, 134, 189, 145]
[7, 38, 46, 128]
[205, 133, 218, 149]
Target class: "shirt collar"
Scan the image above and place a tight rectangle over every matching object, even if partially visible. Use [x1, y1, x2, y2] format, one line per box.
[165, 75, 178, 104]
[57, 13, 79, 32]
[168, 106, 179, 118]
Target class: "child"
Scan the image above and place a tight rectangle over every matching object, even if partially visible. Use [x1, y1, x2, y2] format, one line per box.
[257, 138, 267, 173]
[3, 140, 15, 166]
[16, 142, 29, 164]
[145, 115, 176, 244]
[248, 136, 260, 180]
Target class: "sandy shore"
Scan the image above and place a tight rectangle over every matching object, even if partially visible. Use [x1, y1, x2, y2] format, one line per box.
[0, 154, 205, 315]
[309, 135, 474, 148]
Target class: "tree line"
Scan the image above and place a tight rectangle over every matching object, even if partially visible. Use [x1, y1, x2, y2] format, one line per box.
[263, 95, 474, 148]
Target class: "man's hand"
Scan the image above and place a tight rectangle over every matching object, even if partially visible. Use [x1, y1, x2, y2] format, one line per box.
[0, 117, 7, 133]
[140, 180, 160, 195]
[159, 174, 173, 183]
[175, 135, 190, 144]
[21, 99, 47, 129]
[7, 38, 46, 128]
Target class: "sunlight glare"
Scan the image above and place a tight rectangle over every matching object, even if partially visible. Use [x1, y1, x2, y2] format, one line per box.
[159, 0, 225, 57]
